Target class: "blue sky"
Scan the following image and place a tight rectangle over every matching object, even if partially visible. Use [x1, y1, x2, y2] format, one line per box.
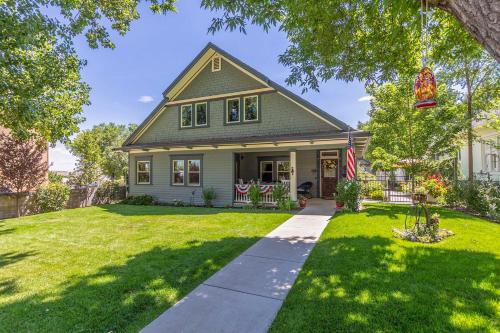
[49, 2, 371, 171]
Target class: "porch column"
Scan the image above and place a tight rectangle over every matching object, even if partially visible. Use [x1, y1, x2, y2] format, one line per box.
[290, 150, 297, 201]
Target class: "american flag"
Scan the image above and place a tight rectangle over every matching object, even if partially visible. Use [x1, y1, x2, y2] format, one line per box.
[346, 129, 356, 181]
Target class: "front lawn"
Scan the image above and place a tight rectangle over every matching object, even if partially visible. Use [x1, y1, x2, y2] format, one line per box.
[271, 203, 499, 332]
[0, 205, 291, 333]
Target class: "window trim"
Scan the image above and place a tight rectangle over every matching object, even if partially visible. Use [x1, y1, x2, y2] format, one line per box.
[187, 159, 201, 186]
[194, 102, 208, 127]
[180, 104, 193, 128]
[136, 160, 151, 185]
[260, 160, 274, 183]
[212, 56, 221, 72]
[172, 159, 185, 186]
[243, 95, 259, 122]
[225, 97, 241, 124]
[170, 155, 203, 187]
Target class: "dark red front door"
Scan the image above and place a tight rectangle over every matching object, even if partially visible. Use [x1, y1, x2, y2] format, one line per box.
[321, 159, 338, 199]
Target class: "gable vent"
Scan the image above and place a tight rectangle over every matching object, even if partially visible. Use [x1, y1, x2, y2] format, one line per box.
[212, 56, 221, 72]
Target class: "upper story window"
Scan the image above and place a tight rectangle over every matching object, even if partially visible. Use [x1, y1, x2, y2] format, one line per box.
[136, 160, 151, 184]
[195, 102, 207, 126]
[180, 104, 193, 128]
[226, 98, 240, 123]
[244, 96, 258, 121]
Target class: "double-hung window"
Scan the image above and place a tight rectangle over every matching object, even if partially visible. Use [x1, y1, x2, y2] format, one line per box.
[277, 161, 290, 181]
[226, 98, 240, 123]
[244, 96, 258, 121]
[195, 102, 207, 127]
[172, 156, 202, 186]
[180, 104, 193, 128]
[260, 161, 273, 183]
[137, 160, 151, 184]
[172, 160, 185, 185]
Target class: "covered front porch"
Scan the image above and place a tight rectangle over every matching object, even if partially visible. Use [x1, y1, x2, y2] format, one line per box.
[232, 147, 346, 205]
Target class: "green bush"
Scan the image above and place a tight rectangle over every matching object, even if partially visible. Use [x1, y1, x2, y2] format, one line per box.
[121, 195, 154, 205]
[248, 184, 261, 208]
[336, 180, 361, 212]
[202, 187, 217, 207]
[95, 180, 123, 204]
[272, 183, 288, 206]
[34, 183, 70, 213]
[445, 180, 499, 220]
[360, 181, 384, 199]
[278, 198, 297, 211]
[370, 189, 384, 201]
[48, 171, 64, 184]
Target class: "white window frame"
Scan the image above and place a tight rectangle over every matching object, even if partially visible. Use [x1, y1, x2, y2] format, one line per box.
[180, 104, 193, 128]
[187, 159, 201, 186]
[172, 159, 185, 185]
[260, 161, 273, 183]
[277, 160, 290, 181]
[136, 161, 151, 185]
[226, 98, 240, 123]
[243, 95, 259, 122]
[195, 102, 208, 127]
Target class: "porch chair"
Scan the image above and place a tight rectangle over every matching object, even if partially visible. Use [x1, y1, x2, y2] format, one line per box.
[297, 181, 313, 197]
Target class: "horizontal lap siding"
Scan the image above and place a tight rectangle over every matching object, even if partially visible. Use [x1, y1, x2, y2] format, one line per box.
[129, 151, 233, 207]
[297, 150, 318, 197]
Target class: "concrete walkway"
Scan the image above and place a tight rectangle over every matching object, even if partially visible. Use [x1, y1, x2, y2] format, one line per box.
[141, 199, 335, 333]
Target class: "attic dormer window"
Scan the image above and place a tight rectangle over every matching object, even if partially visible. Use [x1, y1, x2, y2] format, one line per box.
[212, 56, 221, 72]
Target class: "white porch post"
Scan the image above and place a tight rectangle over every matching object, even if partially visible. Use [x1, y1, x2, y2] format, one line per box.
[290, 150, 297, 201]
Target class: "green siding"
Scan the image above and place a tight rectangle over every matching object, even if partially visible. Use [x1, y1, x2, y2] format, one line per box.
[136, 92, 335, 144]
[175, 59, 266, 100]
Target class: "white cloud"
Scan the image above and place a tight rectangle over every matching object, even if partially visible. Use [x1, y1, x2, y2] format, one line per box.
[49, 143, 77, 172]
[138, 95, 154, 103]
[358, 95, 373, 102]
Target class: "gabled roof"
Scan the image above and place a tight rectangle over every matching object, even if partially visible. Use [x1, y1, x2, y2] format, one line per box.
[123, 43, 350, 146]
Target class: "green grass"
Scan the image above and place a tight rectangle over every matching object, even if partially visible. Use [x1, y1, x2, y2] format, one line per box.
[271, 203, 500, 333]
[0, 204, 292, 333]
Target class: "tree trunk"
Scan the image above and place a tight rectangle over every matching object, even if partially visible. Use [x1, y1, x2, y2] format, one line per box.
[430, 0, 500, 62]
[467, 92, 474, 181]
[15, 193, 20, 218]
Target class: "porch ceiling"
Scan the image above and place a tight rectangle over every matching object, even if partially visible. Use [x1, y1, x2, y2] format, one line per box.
[117, 130, 370, 154]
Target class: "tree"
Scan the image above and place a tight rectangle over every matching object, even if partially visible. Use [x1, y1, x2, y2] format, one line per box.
[67, 123, 137, 185]
[363, 77, 465, 179]
[202, 0, 499, 91]
[0, 132, 47, 216]
[431, 14, 500, 180]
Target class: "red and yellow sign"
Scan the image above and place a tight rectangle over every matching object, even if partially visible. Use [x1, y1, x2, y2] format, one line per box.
[414, 66, 437, 109]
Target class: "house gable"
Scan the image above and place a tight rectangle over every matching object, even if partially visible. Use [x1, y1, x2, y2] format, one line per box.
[124, 43, 349, 146]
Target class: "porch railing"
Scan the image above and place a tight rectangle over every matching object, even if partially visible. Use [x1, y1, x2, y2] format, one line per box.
[234, 184, 288, 205]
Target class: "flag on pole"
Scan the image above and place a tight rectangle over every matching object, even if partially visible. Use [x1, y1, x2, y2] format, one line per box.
[347, 129, 356, 181]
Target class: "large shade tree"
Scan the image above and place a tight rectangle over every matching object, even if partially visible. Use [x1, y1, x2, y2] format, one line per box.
[1, 0, 498, 143]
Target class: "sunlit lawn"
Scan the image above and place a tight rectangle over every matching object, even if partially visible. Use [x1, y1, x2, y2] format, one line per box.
[0, 204, 292, 333]
[271, 203, 500, 333]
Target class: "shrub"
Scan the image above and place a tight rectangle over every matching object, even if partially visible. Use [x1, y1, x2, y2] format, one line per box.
[445, 180, 500, 220]
[422, 175, 447, 201]
[369, 189, 384, 201]
[95, 180, 123, 204]
[121, 195, 154, 205]
[278, 198, 297, 211]
[34, 183, 70, 213]
[48, 171, 64, 184]
[336, 180, 361, 212]
[202, 187, 217, 207]
[248, 184, 261, 208]
[272, 183, 288, 206]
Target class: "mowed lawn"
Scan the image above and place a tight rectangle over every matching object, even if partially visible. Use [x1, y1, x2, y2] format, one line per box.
[271, 204, 500, 333]
[0, 205, 292, 333]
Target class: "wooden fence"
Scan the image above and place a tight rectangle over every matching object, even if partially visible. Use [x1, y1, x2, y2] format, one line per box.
[0, 185, 126, 219]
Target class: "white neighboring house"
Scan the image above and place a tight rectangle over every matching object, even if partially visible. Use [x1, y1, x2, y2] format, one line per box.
[459, 114, 500, 181]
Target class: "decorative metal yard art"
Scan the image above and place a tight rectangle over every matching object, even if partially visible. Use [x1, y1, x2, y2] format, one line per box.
[414, 0, 437, 109]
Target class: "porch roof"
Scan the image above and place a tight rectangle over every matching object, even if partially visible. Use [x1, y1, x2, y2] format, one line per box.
[116, 130, 370, 155]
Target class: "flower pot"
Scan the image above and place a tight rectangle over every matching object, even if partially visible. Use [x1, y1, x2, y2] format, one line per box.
[299, 198, 307, 208]
[336, 201, 344, 209]
[412, 193, 427, 203]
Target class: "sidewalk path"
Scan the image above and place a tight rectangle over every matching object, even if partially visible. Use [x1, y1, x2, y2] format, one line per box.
[141, 199, 335, 333]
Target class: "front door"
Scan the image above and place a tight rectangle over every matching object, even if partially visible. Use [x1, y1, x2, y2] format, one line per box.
[321, 159, 338, 199]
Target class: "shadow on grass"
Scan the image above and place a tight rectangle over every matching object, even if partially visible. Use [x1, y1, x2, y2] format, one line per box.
[0, 236, 261, 332]
[100, 204, 293, 216]
[0, 251, 37, 268]
[0, 221, 15, 236]
[271, 235, 499, 332]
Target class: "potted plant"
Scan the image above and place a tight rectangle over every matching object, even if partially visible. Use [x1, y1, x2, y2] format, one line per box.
[298, 196, 307, 208]
[412, 186, 427, 203]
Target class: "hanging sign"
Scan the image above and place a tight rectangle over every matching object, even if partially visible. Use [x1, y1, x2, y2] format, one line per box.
[414, 66, 437, 109]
